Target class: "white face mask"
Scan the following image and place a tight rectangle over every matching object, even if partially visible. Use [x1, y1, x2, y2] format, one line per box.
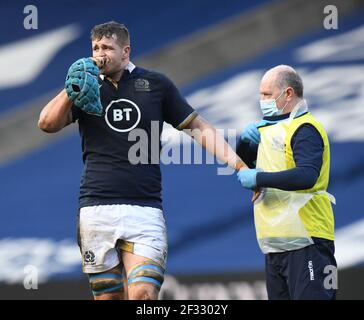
[260, 90, 288, 117]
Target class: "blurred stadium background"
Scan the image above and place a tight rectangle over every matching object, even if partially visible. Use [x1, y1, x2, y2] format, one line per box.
[1, 0, 364, 299]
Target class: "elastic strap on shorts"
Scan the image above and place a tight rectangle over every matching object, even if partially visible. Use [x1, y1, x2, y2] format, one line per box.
[127, 261, 165, 288]
[89, 272, 124, 295]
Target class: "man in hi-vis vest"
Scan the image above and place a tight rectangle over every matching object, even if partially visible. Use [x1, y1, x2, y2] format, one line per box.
[236, 65, 337, 300]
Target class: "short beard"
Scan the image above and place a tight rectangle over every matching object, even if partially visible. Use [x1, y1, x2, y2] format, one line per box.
[103, 64, 124, 80]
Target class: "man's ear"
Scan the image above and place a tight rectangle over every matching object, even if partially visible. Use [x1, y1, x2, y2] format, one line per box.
[122, 45, 131, 59]
[286, 87, 295, 101]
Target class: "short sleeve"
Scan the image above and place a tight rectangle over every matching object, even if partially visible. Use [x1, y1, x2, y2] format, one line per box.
[162, 76, 197, 130]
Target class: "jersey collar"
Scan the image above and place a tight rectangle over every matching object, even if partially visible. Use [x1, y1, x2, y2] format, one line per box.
[100, 61, 136, 89]
[126, 61, 136, 73]
[99, 61, 136, 81]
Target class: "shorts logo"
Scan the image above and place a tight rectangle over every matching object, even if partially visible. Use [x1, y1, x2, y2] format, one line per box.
[84, 250, 96, 265]
[105, 98, 141, 132]
[308, 260, 315, 281]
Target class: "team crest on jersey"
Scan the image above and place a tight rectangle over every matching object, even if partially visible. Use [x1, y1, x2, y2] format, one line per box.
[104, 98, 141, 132]
[134, 78, 150, 92]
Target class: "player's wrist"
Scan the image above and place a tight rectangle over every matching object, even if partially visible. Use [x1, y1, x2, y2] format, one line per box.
[234, 160, 247, 171]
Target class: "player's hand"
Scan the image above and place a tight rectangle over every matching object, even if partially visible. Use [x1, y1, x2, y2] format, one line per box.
[92, 56, 111, 73]
[92, 57, 108, 69]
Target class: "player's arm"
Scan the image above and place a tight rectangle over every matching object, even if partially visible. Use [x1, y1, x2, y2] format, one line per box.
[38, 89, 73, 133]
[184, 114, 248, 170]
[161, 74, 247, 170]
[38, 57, 105, 133]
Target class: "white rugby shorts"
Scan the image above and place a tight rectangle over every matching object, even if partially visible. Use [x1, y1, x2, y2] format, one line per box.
[78, 204, 167, 273]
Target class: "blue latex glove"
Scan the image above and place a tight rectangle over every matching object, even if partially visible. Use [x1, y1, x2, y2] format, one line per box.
[240, 119, 280, 145]
[240, 123, 260, 144]
[237, 168, 258, 189]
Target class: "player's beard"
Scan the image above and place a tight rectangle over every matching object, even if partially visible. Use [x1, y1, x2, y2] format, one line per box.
[102, 61, 126, 80]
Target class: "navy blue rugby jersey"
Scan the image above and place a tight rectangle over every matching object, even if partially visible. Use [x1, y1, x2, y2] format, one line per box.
[72, 62, 197, 209]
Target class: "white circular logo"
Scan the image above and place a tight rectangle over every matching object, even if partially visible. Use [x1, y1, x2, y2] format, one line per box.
[104, 98, 141, 132]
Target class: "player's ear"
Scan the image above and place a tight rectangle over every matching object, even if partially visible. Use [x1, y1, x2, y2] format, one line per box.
[122, 45, 131, 59]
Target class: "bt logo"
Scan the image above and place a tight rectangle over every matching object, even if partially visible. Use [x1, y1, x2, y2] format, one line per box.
[113, 108, 133, 122]
[105, 99, 141, 132]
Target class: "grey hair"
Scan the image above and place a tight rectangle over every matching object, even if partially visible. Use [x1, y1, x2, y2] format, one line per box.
[276, 65, 303, 98]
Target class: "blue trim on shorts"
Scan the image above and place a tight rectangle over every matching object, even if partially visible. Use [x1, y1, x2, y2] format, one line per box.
[128, 276, 162, 287]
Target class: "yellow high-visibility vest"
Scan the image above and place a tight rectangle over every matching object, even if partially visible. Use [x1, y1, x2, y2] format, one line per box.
[254, 111, 335, 254]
